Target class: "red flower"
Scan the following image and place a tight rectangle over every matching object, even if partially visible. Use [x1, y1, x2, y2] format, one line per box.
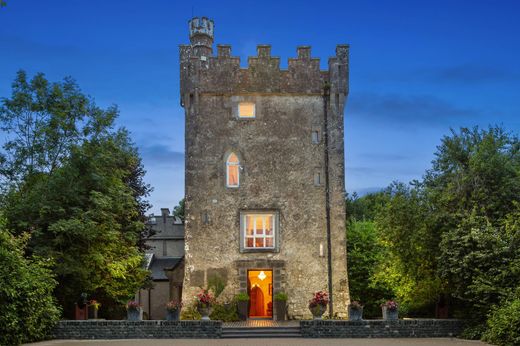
[195, 289, 214, 305]
[381, 300, 398, 311]
[308, 290, 329, 308]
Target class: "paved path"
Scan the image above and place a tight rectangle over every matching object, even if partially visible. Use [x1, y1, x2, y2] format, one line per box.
[26, 338, 489, 346]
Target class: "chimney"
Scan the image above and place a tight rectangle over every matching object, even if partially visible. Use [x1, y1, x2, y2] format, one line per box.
[161, 208, 170, 223]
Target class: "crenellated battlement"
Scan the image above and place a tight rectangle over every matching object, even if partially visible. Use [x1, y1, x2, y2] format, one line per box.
[180, 43, 349, 97]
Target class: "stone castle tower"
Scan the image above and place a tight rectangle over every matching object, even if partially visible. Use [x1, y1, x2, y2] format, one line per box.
[180, 17, 350, 318]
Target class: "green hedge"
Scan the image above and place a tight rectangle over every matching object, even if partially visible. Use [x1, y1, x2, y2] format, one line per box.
[482, 297, 520, 346]
[0, 228, 61, 345]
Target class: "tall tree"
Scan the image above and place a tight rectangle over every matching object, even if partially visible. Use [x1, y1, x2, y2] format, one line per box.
[346, 218, 393, 318]
[373, 182, 443, 315]
[424, 126, 520, 223]
[0, 71, 152, 317]
[0, 70, 116, 187]
[425, 127, 520, 316]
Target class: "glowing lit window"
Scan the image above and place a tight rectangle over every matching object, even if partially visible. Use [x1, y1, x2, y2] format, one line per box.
[238, 102, 255, 118]
[242, 213, 275, 249]
[226, 152, 240, 187]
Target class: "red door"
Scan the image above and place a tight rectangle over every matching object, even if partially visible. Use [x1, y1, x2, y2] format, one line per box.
[249, 286, 265, 317]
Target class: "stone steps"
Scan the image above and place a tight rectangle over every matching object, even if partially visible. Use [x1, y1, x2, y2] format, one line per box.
[222, 326, 302, 338]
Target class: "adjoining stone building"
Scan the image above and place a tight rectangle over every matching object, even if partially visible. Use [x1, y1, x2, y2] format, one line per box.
[136, 208, 185, 320]
[180, 17, 350, 318]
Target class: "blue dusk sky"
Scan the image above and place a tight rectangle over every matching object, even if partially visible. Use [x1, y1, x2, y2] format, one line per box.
[1, 0, 519, 214]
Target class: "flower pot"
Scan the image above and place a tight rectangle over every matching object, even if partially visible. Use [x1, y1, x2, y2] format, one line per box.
[197, 303, 212, 320]
[310, 304, 327, 320]
[237, 300, 249, 321]
[382, 306, 398, 320]
[166, 309, 180, 321]
[348, 306, 363, 321]
[127, 308, 141, 321]
[274, 300, 287, 321]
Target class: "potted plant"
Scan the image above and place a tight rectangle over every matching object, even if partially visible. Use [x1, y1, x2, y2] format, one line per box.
[195, 288, 214, 320]
[308, 290, 329, 320]
[381, 300, 399, 320]
[88, 299, 101, 319]
[274, 292, 288, 321]
[348, 301, 363, 321]
[126, 301, 141, 321]
[235, 293, 249, 321]
[166, 300, 182, 321]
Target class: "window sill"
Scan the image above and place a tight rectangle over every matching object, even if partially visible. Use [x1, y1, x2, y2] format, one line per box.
[240, 248, 279, 254]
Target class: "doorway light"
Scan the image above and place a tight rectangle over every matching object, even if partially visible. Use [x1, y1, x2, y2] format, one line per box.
[258, 271, 266, 281]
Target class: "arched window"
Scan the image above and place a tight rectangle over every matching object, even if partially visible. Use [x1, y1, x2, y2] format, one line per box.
[226, 152, 240, 187]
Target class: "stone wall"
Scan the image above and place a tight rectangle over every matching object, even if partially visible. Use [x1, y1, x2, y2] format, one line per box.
[300, 319, 465, 338]
[52, 320, 222, 339]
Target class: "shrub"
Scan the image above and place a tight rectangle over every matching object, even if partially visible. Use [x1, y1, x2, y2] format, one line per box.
[234, 292, 249, 302]
[482, 297, 520, 346]
[460, 323, 486, 340]
[0, 228, 61, 345]
[180, 303, 201, 320]
[274, 292, 288, 301]
[210, 302, 239, 322]
[207, 275, 226, 298]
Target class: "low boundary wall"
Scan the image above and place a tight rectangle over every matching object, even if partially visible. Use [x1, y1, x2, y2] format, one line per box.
[52, 320, 222, 339]
[300, 319, 465, 338]
[53, 319, 464, 339]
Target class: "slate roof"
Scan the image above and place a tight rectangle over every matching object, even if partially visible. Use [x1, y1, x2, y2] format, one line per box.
[148, 256, 183, 281]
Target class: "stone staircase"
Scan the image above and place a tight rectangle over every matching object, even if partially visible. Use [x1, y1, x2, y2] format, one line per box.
[222, 326, 302, 338]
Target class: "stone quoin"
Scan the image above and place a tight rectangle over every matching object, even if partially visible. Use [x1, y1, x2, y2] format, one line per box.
[180, 16, 350, 319]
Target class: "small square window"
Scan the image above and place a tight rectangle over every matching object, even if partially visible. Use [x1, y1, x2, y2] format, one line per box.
[312, 130, 320, 144]
[314, 172, 322, 186]
[238, 102, 255, 118]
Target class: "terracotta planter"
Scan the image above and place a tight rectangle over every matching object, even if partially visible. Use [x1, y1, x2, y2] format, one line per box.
[348, 306, 363, 321]
[310, 304, 327, 320]
[127, 308, 141, 321]
[274, 300, 287, 321]
[166, 309, 180, 321]
[197, 303, 212, 320]
[237, 300, 249, 321]
[382, 306, 398, 320]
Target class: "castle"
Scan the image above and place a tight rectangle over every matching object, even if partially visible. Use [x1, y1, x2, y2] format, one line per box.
[180, 17, 350, 318]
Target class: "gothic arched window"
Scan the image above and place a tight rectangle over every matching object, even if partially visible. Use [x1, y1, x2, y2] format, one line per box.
[226, 152, 240, 187]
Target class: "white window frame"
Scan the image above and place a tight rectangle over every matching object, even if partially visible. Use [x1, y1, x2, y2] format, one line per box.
[226, 153, 240, 188]
[240, 211, 279, 252]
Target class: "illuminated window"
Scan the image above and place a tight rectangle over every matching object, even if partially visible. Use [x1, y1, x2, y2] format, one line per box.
[238, 102, 255, 118]
[226, 152, 240, 187]
[242, 213, 276, 250]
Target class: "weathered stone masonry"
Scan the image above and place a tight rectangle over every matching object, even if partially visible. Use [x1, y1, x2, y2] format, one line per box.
[180, 17, 350, 318]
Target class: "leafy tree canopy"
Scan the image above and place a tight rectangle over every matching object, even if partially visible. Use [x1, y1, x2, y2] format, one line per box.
[173, 198, 185, 220]
[0, 71, 152, 317]
[346, 125, 520, 326]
